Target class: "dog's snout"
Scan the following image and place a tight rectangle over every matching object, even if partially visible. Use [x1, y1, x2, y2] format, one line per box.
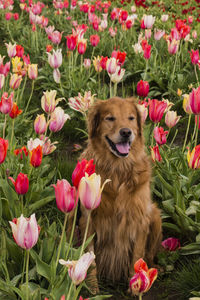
[119, 128, 132, 138]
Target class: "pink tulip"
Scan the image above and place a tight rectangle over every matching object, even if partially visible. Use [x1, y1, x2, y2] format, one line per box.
[78, 173, 110, 210]
[34, 114, 47, 135]
[77, 39, 87, 55]
[143, 43, 151, 60]
[189, 49, 199, 65]
[150, 144, 162, 162]
[90, 34, 100, 47]
[9, 214, 40, 249]
[9, 74, 22, 90]
[41, 90, 59, 114]
[148, 99, 167, 123]
[0, 74, 5, 89]
[59, 251, 95, 285]
[154, 126, 168, 145]
[0, 92, 14, 114]
[5, 42, 16, 58]
[83, 58, 91, 69]
[189, 86, 200, 114]
[9, 172, 29, 195]
[161, 238, 180, 251]
[48, 30, 62, 45]
[106, 57, 117, 75]
[0, 61, 10, 77]
[145, 29, 151, 39]
[161, 14, 168, 22]
[52, 179, 78, 213]
[143, 15, 155, 29]
[49, 107, 70, 132]
[167, 39, 179, 55]
[165, 111, 181, 128]
[28, 64, 38, 80]
[47, 49, 62, 69]
[154, 29, 165, 40]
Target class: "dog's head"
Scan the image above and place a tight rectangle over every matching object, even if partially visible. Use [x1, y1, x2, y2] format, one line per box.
[87, 97, 143, 158]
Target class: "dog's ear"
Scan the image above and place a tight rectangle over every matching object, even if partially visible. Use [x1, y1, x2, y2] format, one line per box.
[127, 97, 143, 137]
[87, 102, 101, 138]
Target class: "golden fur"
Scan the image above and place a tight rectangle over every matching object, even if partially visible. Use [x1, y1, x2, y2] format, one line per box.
[79, 97, 162, 284]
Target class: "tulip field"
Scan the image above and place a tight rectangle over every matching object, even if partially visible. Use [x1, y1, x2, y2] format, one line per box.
[1, 0, 200, 299]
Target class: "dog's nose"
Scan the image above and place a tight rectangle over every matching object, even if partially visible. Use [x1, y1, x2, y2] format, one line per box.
[119, 128, 132, 138]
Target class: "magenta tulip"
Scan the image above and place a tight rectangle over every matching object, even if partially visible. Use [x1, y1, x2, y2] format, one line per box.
[153, 126, 168, 145]
[162, 237, 180, 251]
[9, 172, 29, 195]
[137, 80, 149, 97]
[189, 86, 200, 114]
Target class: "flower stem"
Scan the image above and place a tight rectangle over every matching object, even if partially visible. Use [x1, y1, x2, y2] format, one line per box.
[113, 82, 118, 97]
[19, 74, 27, 105]
[10, 118, 15, 150]
[55, 213, 68, 268]
[195, 115, 199, 147]
[194, 64, 199, 85]
[3, 114, 7, 139]
[24, 80, 34, 114]
[110, 79, 113, 98]
[26, 249, 30, 300]
[66, 205, 78, 260]
[79, 211, 91, 258]
[138, 293, 143, 300]
[170, 49, 178, 89]
[182, 114, 191, 152]
[66, 280, 74, 300]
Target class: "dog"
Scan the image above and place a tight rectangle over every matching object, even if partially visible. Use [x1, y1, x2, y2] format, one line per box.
[79, 96, 162, 284]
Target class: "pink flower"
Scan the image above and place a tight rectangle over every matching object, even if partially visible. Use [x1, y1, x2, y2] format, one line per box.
[150, 144, 162, 162]
[77, 39, 87, 55]
[143, 15, 155, 29]
[165, 111, 181, 128]
[9, 214, 40, 249]
[106, 57, 117, 75]
[47, 49, 62, 69]
[0, 74, 5, 89]
[52, 179, 78, 213]
[161, 238, 180, 251]
[49, 107, 70, 132]
[189, 86, 200, 114]
[167, 39, 179, 55]
[5, 42, 16, 58]
[48, 30, 62, 45]
[59, 251, 95, 285]
[66, 34, 78, 51]
[153, 126, 168, 145]
[90, 34, 100, 47]
[148, 99, 167, 123]
[143, 43, 151, 60]
[189, 49, 199, 65]
[187, 145, 200, 169]
[0, 92, 14, 114]
[137, 80, 149, 97]
[154, 29, 165, 40]
[9, 173, 29, 195]
[34, 114, 47, 135]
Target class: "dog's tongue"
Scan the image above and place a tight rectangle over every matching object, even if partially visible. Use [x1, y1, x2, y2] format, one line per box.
[116, 142, 130, 154]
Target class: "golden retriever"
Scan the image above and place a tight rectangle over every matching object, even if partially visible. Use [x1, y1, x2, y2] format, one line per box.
[79, 96, 162, 285]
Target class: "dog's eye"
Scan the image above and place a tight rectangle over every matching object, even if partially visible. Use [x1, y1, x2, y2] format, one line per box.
[105, 116, 116, 121]
[129, 116, 135, 121]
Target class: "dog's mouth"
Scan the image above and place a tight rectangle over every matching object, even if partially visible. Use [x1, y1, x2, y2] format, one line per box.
[105, 136, 131, 157]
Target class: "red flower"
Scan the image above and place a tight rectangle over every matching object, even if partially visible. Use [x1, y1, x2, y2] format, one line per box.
[9, 172, 29, 195]
[14, 146, 28, 160]
[153, 126, 168, 145]
[148, 99, 167, 123]
[30, 145, 42, 168]
[0, 138, 8, 164]
[65, 34, 77, 51]
[137, 80, 149, 97]
[90, 34, 100, 47]
[100, 56, 108, 69]
[72, 159, 95, 188]
[162, 237, 180, 251]
[16, 45, 24, 58]
[189, 49, 199, 65]
[9, 102, 22, 119]
[143, 43, 151, 60]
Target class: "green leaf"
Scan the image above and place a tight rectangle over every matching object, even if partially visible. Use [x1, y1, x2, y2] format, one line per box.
[180, 242, 200, 255]
[30, 249, 51, 282]
[29, 195, 55, 214]
[162, 222, 181, 233]
[0, 179, 19, 218]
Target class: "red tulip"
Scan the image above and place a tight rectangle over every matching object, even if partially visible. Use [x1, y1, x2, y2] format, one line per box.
[100, 56, 108, 70]
[0, 92, 14, 114]
[150, 144, 162, 162]
[137, 80, 149, 97]
[9, 102, 22, 119]
[90, 34, 100, 47]
[162, 237, 180, 251]
[77, 39, 87, 55]
[65, 34, 77, 51]
[189, 86, 200, 114]
[14, 146, 28, 160]
[30, 145, 42, 167]
[143, 43, 151, 59]
[189, 49, 199, 65]
[148, 99, 167, 123]
[153, 126, 168, 145]
[52, 179, 78, 213]
[16, 45, 24, 58]
[72, 159, 95, 188]
[9, 172, 29, 195]
[0, 138, 8, 164]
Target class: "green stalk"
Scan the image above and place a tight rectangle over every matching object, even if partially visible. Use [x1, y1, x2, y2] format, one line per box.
[113, 82, 118, 97]
[79, 211, 91, 258]
[194, 115, 199, 147]
[194, 64, 199, 85]
[182, 114, 191, 152]
[24, 80, 34, 114]
[66, 280, 74, 300]
[3, 114, 7, 139]
[110, 79, 113, 98]
[19, 74, 27, 105]
[169, 49, 178, 89]
[55, 213, 68, 268]
[26, 249, 30, 300]
[139, 294, 143, 300]
[21, 251, 26, 285]
[66, 205, 78, 260]
[10, 118, 15, 150]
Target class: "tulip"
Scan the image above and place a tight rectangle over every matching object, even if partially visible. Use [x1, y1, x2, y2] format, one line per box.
[53, 68, 60, 83]
[0, 60, 10, 77]
[48, 30, 62, 45]
[14, 146, 28, 160]
[41, 90, 60, 114]
[0, 92, 14, 114]
[9, 102, 22, 119]
[110, 66, 125, 83]
[9, 73, 22, 89]
[183, 94, 193, 114]
[153, 126, 168, 145]
[187, 145, 200, 169]
[72, 159, 95, 188]
[143, 15, 155, 29]
[189, 49, 199, 65]
[83, 58, 91, 69]
[143, 43, 151, 60]
[79, 173, 110, 210]
[129, 258, 158, 297]
[59, 251, 95, 285]
[27, 138, 44, 152]
[161, 14, 168, 22]
[77, 39, 87, 55]
[167, 39, 179, 55]
[192, 30, 197, 39]
[16, 45, 24, 58]
[90, 34, 100, 47]
[47, 49, 62, 69]
[49, 107, 70, 132]
[137, 103, 148, 123]
[68, 91, 95, 114]
[154, 29, 165, 40]
[161, 237, 180, 251]
[41, 137, 57, 155]
[9, 214, 40, 249]
[148, 99, 167, 123]
[150, 144, 162, 162]
[145, 29, 151, 39]
[106, 57, 118, 75]
[0, 138, 8, 164]
[0, 74, 5, 89]
[137, 80, 149, 97]
[30, 144, 43, 167]
[100, 56, 108, 70]
[93, 56, 102, 73]
[65, 34, 77, 51]
[189, 86, 200, 114]
[52, 179, 78, 213]
[5, 42, 16, 58]
[5, 12, 12, 20]
[9, 172, 29, 195]
[28, 64, 38, 80]
[165, 111, 181, 128]
[34, 114, 47, 135]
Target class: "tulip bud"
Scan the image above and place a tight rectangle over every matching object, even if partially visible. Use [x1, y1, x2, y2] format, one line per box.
[30, 145, 43, 168]
[28, 64, 38, 80]
[137, 80, 149, 98]
[34, 114, 47, 135]
[9, 172, 29, 195]
[49, 107, 70, 132]
[9, 73, 22, 90]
